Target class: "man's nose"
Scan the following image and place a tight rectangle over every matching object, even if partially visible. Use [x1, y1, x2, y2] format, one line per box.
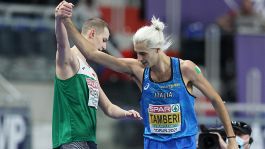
[103, 43, 107, 50]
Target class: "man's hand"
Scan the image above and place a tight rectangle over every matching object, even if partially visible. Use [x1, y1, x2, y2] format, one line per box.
[55, 1, 74, 20]
[227, 138, 239, 149]
[211, 132, 239, 149]
[125, 110, 143, 120]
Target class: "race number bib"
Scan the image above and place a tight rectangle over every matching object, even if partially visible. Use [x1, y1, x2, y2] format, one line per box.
[86, 78, 99, 109]
[149, 104, 181, 134]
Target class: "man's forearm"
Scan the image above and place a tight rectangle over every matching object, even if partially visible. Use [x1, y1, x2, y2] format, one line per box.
[55, 18, 70, 49]
[212, 98, 235, 137]
[62, 18, 96, 59]
[105, 104, 127, 119]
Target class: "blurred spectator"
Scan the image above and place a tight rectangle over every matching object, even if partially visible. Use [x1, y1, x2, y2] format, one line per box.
[73, 0, 122, 58]
[216, 0, 265, 34]
[139, 0, 146, 20]
[216, 0, 265, 102]
[215, 121, 253, 149]
[73, 0, 101, 30]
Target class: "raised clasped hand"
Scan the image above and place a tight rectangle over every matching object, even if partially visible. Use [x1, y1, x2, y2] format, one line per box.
[55, 1, 74, 20]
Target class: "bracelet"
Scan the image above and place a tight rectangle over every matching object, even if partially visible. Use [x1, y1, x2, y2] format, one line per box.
[227, 136, 236, 139]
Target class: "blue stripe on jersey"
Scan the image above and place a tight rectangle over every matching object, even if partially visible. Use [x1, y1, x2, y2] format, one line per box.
[140, 57, 198, 141]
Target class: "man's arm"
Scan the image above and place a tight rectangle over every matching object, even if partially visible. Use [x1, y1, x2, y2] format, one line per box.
[181, 60, 238, 149]
[55, 1, 78, 79]
[63, 18, 138, 74]
[58, 2, 139, 73]
[98, 86, 142, 120]
[58, 2, 145, 82]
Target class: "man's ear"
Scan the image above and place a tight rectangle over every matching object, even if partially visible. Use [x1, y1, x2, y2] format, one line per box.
[88, 29, 96, 39]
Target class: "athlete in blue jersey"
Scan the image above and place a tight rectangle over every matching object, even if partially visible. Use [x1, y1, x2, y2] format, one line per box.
[140, 57, 198, 148]
[58, 3, 238, 149]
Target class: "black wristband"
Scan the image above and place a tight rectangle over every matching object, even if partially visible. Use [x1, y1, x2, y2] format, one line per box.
[227, 136, 236, 139]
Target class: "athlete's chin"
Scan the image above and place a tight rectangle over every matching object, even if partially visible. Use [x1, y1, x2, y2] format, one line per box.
[144, 63, 150, 67]
[98, 49, 107, 53]
[141, 62, 148, 67]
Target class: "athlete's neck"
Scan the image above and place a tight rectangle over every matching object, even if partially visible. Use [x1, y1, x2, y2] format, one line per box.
[150, 54, 171, 82]
[151, 54, 171, 73]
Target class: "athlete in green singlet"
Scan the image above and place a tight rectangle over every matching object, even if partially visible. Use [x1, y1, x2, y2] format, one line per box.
[53, 1, 142, 149]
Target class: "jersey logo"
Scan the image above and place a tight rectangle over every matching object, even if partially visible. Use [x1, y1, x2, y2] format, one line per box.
[154, 91, 173, 98]
[144, 83, 150, 90]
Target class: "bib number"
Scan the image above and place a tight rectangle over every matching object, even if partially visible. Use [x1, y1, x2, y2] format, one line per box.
[86, 78, 99, 109]
[148, 104, 181, 134]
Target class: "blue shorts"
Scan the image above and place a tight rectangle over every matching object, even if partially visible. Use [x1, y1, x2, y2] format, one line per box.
[144, 135, 196, 149]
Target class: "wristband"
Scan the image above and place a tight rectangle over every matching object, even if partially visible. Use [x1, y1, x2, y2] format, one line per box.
[227, 136, 236, 139]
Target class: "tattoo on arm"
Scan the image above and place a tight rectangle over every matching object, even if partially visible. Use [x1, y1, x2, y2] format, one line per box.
[195, 66, 201, 74]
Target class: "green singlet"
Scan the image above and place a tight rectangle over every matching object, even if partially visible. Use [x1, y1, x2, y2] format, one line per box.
[52, 58, 99, 148]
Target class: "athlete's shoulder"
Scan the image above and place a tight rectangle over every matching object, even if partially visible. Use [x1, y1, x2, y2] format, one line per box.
[180, 59, 198, 76]
[179, 59, 195, 69]
[55, 48, 80, 80]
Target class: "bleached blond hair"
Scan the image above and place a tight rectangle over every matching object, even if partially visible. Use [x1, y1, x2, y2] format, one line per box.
[133, 16, 172, 51]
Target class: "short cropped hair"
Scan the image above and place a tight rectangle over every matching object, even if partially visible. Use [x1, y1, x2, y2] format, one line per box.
[81, 18, 109, 36]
